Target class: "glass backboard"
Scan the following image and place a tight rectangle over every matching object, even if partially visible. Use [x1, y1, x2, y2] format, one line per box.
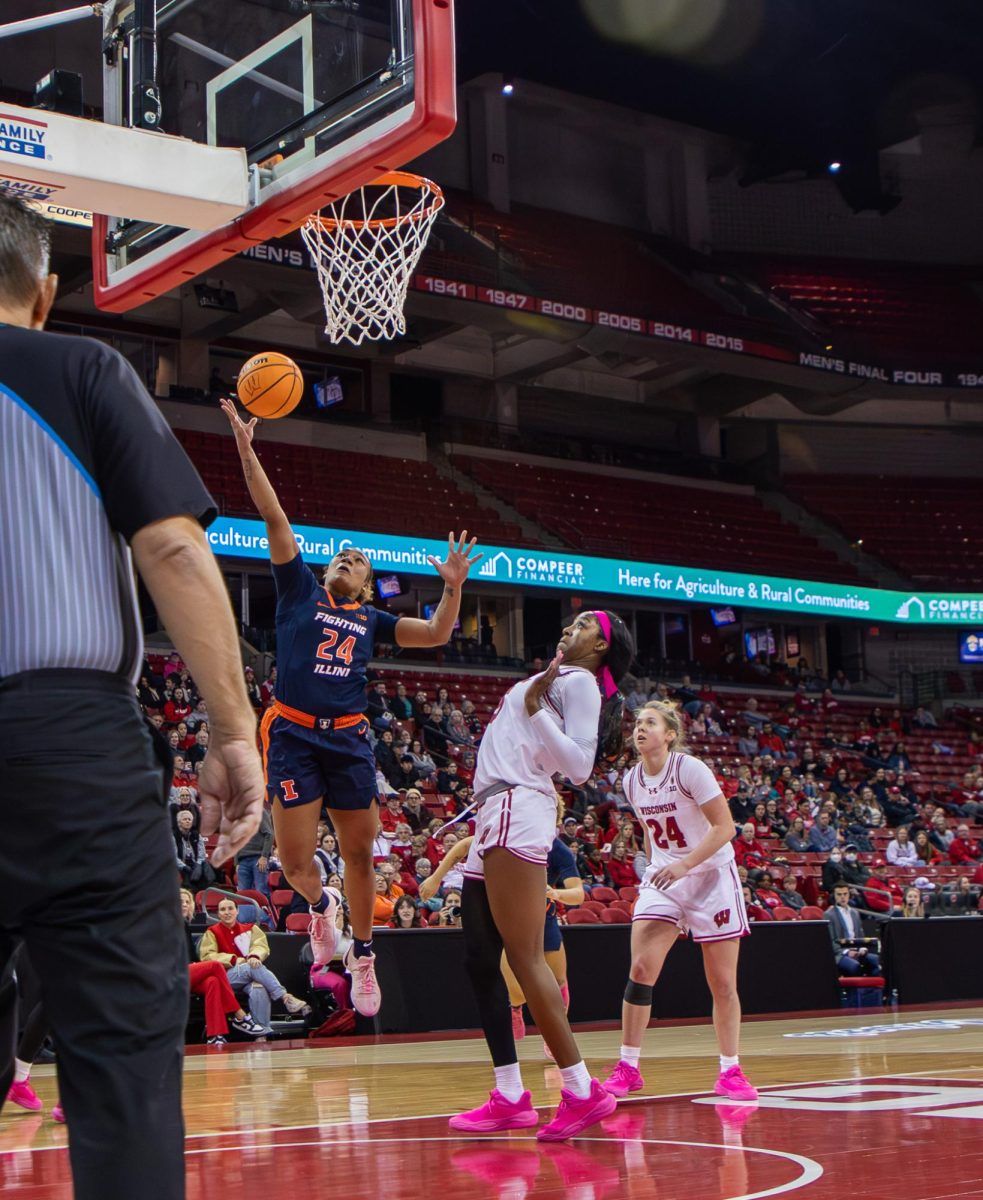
[94, 0, 455, 312]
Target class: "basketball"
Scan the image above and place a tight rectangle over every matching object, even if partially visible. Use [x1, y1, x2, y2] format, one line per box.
[236, 351, 304, 419]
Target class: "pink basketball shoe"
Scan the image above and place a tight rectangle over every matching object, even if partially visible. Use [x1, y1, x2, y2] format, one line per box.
[601, 1059, 644, 1097]
[343, 945, 381, 1017]
[308, 887, 341, 966]
[714, 1065, 758, 1101]
[52, 1104, 66, 1124]
[6, 1080, 42, 1112]
[449, 1089, 539, 1134]
[536, 1079, 617, 1142]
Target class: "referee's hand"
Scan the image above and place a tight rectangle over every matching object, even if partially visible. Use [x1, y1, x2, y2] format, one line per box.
[197, 733, 266, 866]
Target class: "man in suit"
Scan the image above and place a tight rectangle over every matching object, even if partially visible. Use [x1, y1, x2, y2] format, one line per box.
[826, 883, 880, 976]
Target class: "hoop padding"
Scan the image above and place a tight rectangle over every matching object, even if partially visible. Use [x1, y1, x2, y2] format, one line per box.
[300, 172, 444, 346]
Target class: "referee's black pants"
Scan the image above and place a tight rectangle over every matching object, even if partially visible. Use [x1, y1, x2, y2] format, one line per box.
[0, 670, 187, 1199]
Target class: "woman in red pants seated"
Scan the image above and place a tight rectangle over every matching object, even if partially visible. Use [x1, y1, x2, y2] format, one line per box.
[180, 890, 265, 1046]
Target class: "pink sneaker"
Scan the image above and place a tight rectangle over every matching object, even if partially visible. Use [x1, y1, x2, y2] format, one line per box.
[6, 1080, 42, 1112]
[450, 1146, 541, 1187]
[537, 1079, 617, 1142]
[714, 1065, 758, 1101]
[52, 1104, 66, 1124]
[716, 1101, 759, 1131]
[602, 1060, 644, 1097]
[448, 1089, 539, 1133]
[343, 945, 381, 1017]
[308, 888, 341, 966]
[511, 1006, 526, 1041]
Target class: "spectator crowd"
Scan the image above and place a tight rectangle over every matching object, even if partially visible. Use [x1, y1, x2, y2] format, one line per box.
[139, 651, 983, 1033]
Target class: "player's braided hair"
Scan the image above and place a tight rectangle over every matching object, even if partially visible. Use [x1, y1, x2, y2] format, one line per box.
[593, 609, 635, 766]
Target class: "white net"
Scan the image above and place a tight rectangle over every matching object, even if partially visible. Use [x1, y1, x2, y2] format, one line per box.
[300, 172, 445, 347]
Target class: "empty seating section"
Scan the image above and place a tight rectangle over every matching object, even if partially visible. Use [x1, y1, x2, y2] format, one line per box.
[453, 455, 859, 582]
[746, 258, 983, 358]
[786, 475, 983, 586]
[172, 429, 540, 546]
[425, 193, 727, 321]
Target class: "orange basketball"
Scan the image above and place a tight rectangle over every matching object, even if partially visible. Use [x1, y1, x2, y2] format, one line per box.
[236, 351, 304, 419]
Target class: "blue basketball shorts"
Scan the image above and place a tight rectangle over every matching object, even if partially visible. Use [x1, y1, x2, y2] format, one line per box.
[261, 712, 378, 811]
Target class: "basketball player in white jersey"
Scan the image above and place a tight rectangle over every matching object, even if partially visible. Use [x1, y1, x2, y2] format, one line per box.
[448, 610, 634, 1142]
[602, 700, 758, 1102]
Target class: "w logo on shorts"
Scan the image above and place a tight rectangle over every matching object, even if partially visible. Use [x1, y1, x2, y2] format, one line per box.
[713, 909, 731, 928]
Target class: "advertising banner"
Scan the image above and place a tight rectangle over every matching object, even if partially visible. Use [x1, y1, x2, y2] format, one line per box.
[207, 517, 983, 625]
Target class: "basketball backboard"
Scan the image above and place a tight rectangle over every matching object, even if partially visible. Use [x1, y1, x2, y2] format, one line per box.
[93, 0, 455, 312]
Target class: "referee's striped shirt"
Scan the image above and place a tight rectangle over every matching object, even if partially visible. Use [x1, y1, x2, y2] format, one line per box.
[0, 324, 216, 682]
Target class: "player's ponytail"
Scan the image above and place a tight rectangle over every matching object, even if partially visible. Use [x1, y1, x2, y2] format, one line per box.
[589, 609, 635, 765]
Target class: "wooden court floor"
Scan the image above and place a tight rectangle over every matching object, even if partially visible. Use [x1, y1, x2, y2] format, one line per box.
[3, 1004, 983, 1198]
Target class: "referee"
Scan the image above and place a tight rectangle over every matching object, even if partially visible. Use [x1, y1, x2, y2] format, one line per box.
[0, 194, 264, 1197]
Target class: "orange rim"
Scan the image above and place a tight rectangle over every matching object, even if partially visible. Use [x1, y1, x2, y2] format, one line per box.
[307, 171, 445, 233]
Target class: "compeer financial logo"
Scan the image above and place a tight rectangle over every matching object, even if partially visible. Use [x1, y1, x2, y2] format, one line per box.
[479, 550, 584, 586]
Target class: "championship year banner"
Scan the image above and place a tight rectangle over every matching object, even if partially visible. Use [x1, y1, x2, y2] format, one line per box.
[207, 517, 983, 625]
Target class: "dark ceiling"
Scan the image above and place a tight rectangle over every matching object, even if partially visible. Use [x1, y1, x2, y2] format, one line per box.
[457, 0, 983, 171]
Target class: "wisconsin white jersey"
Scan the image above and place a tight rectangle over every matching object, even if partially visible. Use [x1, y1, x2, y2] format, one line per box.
[474, 666, 601, 797]
[624, 752, 733, 876]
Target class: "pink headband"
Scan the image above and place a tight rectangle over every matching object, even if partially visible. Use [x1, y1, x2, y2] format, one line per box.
[588, 610, 619, 700]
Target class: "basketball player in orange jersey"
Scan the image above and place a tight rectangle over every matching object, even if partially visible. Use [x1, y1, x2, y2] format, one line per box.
[449, 610, 634, 1142]
[221, 398, 481, 1015]
[602, 700, 758, 1101]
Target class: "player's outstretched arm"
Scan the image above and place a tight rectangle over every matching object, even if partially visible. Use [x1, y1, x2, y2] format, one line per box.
[396, 531, 483, 648]
[419, 835, 473, 901]
[219, 397, 298, 564]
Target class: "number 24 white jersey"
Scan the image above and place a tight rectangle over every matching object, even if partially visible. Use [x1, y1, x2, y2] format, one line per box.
[623, 752, 734, 877]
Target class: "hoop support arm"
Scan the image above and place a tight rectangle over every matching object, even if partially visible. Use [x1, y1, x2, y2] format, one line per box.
[0, 5, 103, 40]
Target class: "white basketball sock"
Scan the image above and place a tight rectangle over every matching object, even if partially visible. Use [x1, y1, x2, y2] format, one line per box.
[720, 1054, 740, 1071]
[493, 1062, 525, 1102]
[559, 1060, 592, 1099]
[620, 1044, 642, 1068]
[14, 1058, 30, 1084]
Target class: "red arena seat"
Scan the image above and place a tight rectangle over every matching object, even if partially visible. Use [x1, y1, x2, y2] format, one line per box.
[566, 908, 601, 924]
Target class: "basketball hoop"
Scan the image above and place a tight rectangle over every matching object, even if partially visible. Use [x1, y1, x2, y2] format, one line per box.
[301, 171, 445, 347]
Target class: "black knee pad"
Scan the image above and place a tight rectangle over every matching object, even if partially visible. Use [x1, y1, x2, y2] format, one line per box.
[624, 980, 654, 1006]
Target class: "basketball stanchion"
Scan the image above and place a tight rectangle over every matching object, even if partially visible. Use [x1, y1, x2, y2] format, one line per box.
[301, 172, 445, 346]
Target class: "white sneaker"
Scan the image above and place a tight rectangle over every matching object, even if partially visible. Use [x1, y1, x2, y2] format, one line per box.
[283, 994, 312, 1017]
[230, 1014, 267, 1037]
[343, 945, 381, 1017]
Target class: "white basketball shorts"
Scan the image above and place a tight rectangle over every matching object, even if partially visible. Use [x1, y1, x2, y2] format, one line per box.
[462, 786, 556, 880]
[634, 860, 749, 942]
